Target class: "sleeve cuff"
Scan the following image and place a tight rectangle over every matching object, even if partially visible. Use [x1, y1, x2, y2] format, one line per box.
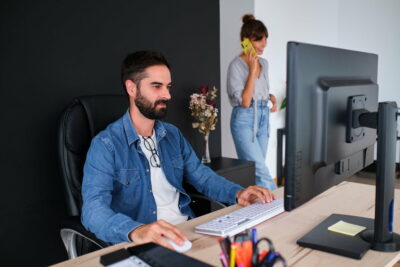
[229, 185, 244, 205]
[113, 218, 144, 243]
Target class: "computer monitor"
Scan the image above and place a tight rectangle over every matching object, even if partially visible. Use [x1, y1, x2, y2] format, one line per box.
[284, 42, 378, 210]
[284, 42, 400, 258]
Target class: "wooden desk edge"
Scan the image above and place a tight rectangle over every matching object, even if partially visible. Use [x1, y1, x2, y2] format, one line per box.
[52, 182, 400, 267]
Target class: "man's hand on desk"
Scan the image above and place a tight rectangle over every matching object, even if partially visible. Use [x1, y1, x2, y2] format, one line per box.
[129, 219, 187, 250]
[236, 186, 275, 206]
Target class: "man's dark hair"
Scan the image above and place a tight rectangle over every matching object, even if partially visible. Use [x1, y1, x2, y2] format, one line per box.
[121, 51, 171, 92]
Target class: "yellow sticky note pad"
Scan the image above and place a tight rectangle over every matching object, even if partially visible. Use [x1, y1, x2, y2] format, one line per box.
[328, 220, 367, 236]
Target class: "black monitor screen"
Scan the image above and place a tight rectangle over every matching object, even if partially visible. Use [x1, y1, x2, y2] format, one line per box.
[284, 42, 379, 211]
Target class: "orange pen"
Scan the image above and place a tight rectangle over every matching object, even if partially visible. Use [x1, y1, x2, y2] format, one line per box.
[242, 241, 253, 267]
[234, 240, 253, 267]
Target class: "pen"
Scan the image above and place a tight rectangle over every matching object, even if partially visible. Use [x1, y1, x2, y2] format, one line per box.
[242, 240, 253, 267]
[219, 252, 228, 267]
[218, 237, 231, 264]
[234, 243, 245, 267]
[230, 244, 236, 267]
[251, 228, 257, 245]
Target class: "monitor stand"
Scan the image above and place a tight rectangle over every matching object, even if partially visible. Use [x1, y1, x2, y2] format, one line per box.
[298, 101, 400, 259]
[297, 214, 373, 259]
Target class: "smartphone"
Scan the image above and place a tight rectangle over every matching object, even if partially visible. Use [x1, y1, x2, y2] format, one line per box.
[241, 38, 256, 56]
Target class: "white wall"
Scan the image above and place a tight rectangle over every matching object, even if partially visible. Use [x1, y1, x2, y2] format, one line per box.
[255, 0, 340, 178]
[220, 0, 254, 158]
[220, 0, 400, 177]
[337, 0, 400, 105]
[336, 0, 400, 162]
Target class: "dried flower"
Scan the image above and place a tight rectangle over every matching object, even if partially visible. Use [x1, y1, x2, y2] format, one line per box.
[189, 85, 219, 135]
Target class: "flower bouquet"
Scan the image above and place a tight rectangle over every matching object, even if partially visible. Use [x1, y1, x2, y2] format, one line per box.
[189, 85, 218, 163]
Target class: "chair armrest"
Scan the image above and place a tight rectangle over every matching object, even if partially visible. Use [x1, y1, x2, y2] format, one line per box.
[189, 193, 227, 217]
[60, 216, 111, 259]
[184, 182, 228, 216]
[189, 193, 227, 210]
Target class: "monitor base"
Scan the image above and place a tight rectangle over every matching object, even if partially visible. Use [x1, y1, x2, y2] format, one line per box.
[297, 213, 373, 259]
[361, 230, 400, 252]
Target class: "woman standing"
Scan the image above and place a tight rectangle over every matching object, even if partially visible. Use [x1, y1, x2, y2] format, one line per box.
[227, 14, 278, 190]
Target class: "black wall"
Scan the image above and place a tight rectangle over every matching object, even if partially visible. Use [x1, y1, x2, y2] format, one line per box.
[0, 1, 220, 265]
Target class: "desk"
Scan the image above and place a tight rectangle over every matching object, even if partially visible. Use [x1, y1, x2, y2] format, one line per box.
[205, 157, 255, 188]
[52, 182, 400, 267]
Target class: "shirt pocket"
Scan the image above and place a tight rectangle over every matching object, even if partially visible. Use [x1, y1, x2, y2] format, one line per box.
[172, 155, 184, 169]
[114, 169, 139, 185]
[171, 155, 184, 183]
[113, 169, 141, 204]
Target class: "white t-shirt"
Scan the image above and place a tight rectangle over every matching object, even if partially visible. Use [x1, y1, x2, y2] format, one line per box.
[139, 133, 188, 225]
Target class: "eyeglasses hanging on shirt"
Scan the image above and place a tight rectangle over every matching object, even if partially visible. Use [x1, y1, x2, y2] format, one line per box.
[142, 136, 161, 168]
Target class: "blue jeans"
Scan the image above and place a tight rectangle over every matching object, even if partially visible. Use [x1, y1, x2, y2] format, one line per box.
[230, 101, 277, 190]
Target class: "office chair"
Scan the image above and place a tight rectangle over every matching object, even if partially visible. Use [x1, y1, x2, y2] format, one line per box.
[57, 95, 226, 259]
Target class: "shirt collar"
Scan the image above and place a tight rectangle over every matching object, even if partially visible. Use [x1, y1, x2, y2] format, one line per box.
[154, 120, 167, 140]
[122, 110, 167, 146]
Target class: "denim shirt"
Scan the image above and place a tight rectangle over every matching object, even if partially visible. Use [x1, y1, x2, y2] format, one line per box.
[81, 111, 243, 244]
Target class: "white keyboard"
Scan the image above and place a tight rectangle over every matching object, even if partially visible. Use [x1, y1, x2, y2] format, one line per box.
[194, 198, 284, 237]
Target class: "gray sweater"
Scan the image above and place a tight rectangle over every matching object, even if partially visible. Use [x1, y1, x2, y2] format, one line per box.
[227, 56, 270, 107]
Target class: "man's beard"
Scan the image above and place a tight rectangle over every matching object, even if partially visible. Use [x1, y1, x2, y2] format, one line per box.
[135, 89, 169, 120]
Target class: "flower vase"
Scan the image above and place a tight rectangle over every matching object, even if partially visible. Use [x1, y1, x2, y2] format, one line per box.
[201, 132, 211, 164]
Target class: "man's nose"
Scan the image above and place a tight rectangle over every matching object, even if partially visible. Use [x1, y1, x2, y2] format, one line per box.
[162, 87, 171, 100]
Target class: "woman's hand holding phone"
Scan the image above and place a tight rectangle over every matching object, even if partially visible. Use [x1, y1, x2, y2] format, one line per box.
[241, 38, 259, 76]
[241, 38, 256, 56]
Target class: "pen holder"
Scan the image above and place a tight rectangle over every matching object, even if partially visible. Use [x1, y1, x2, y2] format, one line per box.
[218, 230, 287, 267]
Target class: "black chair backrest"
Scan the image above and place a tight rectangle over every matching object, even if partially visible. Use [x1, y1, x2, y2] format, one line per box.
[58, 95, 129, 216]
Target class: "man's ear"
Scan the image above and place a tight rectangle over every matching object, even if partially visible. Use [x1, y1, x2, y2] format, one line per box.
[125, 80, 137, 97]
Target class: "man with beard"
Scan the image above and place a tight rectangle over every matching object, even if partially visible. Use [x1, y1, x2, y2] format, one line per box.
[81, 51, 275, 249]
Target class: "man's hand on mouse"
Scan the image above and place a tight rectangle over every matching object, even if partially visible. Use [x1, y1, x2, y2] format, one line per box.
[129, 219, 187, 250]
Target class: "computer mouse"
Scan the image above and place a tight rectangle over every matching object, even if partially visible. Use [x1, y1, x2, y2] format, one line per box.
[165, 237, 192, 253]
